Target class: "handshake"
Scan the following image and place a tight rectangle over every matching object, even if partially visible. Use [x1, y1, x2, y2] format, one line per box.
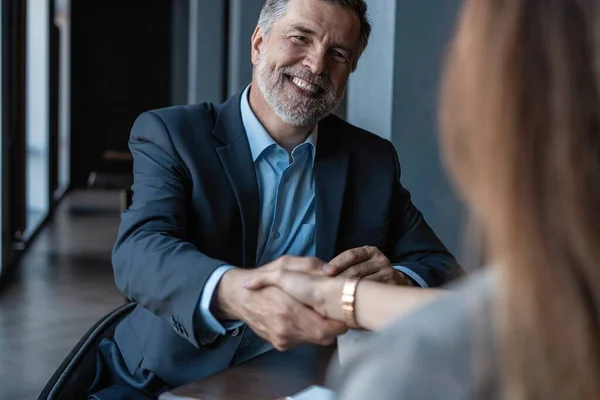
[214, 246, 412, 351]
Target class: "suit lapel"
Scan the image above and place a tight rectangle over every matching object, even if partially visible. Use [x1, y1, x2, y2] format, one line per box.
[213, 94, 259, 267]
[315, 118, 349, 262]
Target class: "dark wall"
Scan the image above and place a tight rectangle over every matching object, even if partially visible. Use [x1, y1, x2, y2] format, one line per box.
[171, 0, 189, 105]
[391, 0, 465, 259]
[70, 0, 172, 187]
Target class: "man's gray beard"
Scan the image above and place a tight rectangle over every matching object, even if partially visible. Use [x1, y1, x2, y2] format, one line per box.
[255, 53, 344, 127]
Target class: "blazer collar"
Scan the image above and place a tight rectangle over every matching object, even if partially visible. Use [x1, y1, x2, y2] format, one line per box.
[212, 91, 350, 264]
[213, 91, 259, 267]
[314, 116, 350, 261]
[211, 91, 246, 146]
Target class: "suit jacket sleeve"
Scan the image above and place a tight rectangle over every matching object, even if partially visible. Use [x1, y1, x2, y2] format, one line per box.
[386, 141, 464, 286]
[112, 111, 226, 348]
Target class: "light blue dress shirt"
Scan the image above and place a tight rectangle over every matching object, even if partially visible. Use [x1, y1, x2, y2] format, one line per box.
[197, 85, 427, 358]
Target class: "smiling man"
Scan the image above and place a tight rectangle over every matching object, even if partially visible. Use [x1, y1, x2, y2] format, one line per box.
[88, 0, 462, 399]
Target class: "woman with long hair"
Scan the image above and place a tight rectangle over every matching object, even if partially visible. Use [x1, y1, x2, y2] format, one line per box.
[244, 0, 600, 398]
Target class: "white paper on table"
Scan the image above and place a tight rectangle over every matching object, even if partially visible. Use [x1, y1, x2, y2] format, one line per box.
[285, 385, 335, 399]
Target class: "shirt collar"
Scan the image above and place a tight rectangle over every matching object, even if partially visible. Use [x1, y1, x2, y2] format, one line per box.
[240, 84, 318, 162]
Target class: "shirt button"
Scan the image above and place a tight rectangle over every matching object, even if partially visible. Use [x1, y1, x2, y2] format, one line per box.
[273, 231, 280, 239]
[244, 340, 251, 346]
[231, 327, 239, 336]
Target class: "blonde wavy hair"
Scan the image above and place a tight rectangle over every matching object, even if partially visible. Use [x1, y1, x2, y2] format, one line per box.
[441, 1, 600, 398]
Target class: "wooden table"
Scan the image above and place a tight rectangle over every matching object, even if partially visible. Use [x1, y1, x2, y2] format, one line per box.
[159, 344, 337, 400]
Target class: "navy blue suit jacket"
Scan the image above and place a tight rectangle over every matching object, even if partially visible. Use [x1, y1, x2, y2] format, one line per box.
[111, 92, 462, 387]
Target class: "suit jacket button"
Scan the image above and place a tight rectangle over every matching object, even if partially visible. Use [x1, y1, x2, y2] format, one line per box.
[231, 327, 239, 337]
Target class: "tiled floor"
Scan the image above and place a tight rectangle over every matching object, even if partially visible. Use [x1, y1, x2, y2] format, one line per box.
[0, 190, 125, 399]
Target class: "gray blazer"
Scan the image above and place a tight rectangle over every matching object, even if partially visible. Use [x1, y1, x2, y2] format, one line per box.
[331, 271, 498, 400]
[111, 91, 463, 388]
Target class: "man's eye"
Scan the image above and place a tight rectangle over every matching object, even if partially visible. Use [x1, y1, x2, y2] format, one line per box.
[292, 36, 307, 43]
[332, 51, 348, 62]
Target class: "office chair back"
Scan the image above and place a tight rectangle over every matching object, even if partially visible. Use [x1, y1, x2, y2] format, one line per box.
[38, 302, 136, 400]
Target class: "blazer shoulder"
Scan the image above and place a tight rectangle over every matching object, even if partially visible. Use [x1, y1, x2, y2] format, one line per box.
[131, 102, 219, 145]
[323, 114, 395, 156]
[144, 103, 216, 128]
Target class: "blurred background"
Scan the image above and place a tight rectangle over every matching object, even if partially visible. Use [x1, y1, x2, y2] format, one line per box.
[0, 0, 465, 398]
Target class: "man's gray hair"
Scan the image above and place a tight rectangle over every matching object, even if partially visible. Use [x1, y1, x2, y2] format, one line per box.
[257, 0, 371, 70]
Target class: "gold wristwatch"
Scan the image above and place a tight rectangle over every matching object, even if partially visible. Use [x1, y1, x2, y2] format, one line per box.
[341, 278, 361, 329]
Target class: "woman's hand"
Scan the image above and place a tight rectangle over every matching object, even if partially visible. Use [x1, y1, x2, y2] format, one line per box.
[243, 269, 346, 321]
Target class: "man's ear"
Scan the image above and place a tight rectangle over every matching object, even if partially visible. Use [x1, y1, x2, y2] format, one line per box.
[251, 26, 265, 66]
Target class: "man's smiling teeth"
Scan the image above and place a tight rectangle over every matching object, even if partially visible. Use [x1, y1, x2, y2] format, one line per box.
[291, 76, 319, 93]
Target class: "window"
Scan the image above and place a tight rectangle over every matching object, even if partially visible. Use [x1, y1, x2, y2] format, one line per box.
[55, 0, 69, 196]
[24, 0, 49, 237]
[0, 0, 4, 273]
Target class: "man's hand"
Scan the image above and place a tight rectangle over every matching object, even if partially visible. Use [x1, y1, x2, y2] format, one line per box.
[261, 255, 330, 276]
[242, 268, 345, 321]
[325, 246, 410, 285]
[239, 285, 346, 350]
[213, 256, 347, 350]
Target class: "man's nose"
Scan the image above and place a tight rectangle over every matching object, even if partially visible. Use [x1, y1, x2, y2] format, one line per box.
[302, 51, 328, 76]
